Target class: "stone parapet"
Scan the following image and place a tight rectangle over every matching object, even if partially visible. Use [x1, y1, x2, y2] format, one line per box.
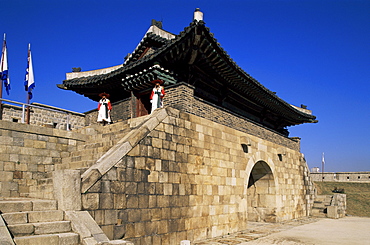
[164, 83, 300, 151]
[0, 120, 87, 199]
[311, 172, 370, 182]
[1, 102, 86, 130]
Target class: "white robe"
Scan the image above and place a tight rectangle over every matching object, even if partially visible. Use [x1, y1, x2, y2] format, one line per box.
[97, 98, 111, 122]
[150, 87, 165, 114]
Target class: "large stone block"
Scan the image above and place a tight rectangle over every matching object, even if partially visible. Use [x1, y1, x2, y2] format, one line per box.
[7, 223, 34, 236]
[34, 221, 71, 234]
[1, 212, 27, 225]
[28, 210, 64, 223]
[58, 232, 79, 245]
[81, 168, 102, 194]
[327, 206, 338, 219]
[53, 169, 81, 211]
[0, 200, 32, 213]
[82, 193, 100, 210]
[14, 234, 59, 245]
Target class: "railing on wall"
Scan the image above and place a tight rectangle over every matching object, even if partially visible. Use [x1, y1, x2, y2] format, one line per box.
[0, 98, 74, 130]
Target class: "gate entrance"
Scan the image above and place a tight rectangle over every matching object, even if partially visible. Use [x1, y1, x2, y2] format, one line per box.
[134, 91, 151, 117]
[247, 161, 277, 222]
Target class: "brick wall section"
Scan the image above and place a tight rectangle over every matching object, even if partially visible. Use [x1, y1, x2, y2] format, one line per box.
[0, 120, 87, 199]
[1, 103, 85, 130]
[82, 108, 313, 244]
[165, 83, 300, 151]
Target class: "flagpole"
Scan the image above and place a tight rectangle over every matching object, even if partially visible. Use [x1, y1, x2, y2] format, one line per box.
[321, 152, 325, 182]
[0, 34, 6, 119]
[0, 34, 5, 99]
[26, 43, 31, 124]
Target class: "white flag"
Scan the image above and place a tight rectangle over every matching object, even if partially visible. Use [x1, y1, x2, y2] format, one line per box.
[25, 43, 35, 99]
[0, 33, 10, 95]
[322, 152, 325, 165]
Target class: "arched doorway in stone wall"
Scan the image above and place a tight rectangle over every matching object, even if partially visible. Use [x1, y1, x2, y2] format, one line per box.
[247, 160, 277, 222]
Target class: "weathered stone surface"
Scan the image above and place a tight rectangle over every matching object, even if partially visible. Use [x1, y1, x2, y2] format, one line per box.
[7, 223, 34, 236]
[0, 99, 319, 245]
[53, 170, 81, 211]
[1, 212, 27, 225]
[0, 215, 16, 245]
[33, 221, 71, 234]
[0, 200, 32, 213]
[32, 199, 57, 211]
[28, 210, 64, 223]
[14, 234, 59, 245]
[327, 206, 338, 219]
[82, 193, 100, 210]
[58, 232, 79, 245]
[81, 169, 102, 194]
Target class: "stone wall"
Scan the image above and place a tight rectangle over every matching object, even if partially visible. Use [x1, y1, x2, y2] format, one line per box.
[81, 108, 314, 244]
[0, 120, 87, 199]
[1, 102, 86, 130]
[311, 172, 370, 182]
[165, 83, 300, 151]
[327, 194, 346, 219]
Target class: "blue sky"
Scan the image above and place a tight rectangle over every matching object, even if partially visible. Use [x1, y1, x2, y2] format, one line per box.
[1, 0, 369, 172]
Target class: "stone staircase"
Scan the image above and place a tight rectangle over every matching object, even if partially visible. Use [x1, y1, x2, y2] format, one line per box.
[0, 199, 134, 245]
[62, 116, 149, 171]
[0, 199, 78, 245]
[311, 195, 333, 217]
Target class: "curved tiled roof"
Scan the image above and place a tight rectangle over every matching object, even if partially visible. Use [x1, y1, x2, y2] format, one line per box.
[59, 20, 316, 126]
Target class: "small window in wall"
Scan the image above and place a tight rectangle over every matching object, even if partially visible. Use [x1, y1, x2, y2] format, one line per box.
[358, 176, 361, 179]
[347, 176, 350, 180]
[322, 176, 325, 179]
[12, 118, 19, 122]
[241, 144, 249, 153]
[53, 122, 58, 128]
[278, 154, 283, 161]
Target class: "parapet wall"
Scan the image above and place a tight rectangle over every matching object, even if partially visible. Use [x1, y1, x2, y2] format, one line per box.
[1, 102, 86, 130]
[311, 172, 370, 182]
[165, 83, 301, 152]
[0, 120, 87, 199]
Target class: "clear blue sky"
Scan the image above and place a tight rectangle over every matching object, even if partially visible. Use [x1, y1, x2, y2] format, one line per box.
[1, 0, 369, 172]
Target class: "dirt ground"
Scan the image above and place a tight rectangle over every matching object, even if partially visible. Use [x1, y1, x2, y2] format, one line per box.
[194, 216, 370, 245]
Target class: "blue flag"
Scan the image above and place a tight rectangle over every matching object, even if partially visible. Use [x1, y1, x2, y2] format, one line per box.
[1, 34, 10, 95]
[24, 44, 35, 99]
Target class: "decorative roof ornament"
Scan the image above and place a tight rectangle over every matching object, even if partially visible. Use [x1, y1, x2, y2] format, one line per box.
[194, 8, 203, 22]
[151, 19, 163, 29]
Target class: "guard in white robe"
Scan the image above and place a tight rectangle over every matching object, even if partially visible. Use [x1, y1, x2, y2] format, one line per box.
[97, 92, 112, 125]
[150, 80, 165, 114]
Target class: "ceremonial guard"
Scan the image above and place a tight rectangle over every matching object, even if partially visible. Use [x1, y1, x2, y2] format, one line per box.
[150, 80, 165, 113]
[97, 92, 112, 125]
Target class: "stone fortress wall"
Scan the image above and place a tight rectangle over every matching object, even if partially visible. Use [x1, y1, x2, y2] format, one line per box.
[311, 172, 370, 182]
[0, 120, 87, 199]
[1, 102, 86, 130]
[0, 82, 318, 244]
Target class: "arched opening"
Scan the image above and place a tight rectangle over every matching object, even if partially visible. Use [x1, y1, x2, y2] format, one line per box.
[247, 161, 277, 222]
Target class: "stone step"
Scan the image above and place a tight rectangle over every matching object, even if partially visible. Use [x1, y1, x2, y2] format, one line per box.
[9, 220, 71, 236]
[13, 232, 79, 245]
[2, 210, 64, 225]
[0, 199, 57, 213]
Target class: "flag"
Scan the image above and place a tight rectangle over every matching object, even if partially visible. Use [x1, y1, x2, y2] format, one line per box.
[25, 43, 35, 99]
[322, 152, 325, 165]
[0, 34, 10, 95]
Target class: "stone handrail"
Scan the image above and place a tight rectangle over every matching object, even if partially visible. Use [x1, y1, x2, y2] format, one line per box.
[80, 108, 171, 193]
